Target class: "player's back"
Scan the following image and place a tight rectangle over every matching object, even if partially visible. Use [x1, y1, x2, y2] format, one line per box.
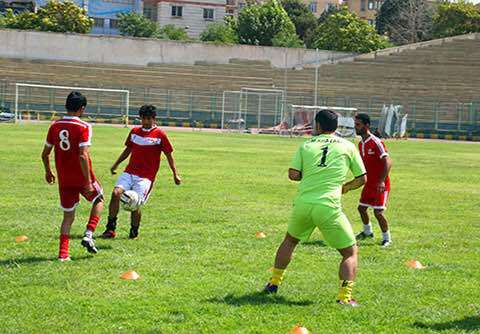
[46, 116, 93, 187]
[294, 134, 360, 206]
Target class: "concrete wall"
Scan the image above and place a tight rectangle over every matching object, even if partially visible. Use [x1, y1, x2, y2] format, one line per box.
[0, 29, 355, 68]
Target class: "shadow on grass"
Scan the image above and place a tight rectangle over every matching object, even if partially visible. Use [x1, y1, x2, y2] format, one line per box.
[302, 240, 327, 247]
[0, 255, 93, 266]
[413, 316, 480, 331]
[207, 292, 314, 306]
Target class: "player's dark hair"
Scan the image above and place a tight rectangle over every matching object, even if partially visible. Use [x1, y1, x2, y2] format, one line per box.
[355, 113, 371, 126]
[315, 109, 338, 132]
[65, 91, 87, 112]
[139, 105, 156, 118]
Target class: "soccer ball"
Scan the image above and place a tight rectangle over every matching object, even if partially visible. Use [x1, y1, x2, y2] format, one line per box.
[120, 190, 140, 212]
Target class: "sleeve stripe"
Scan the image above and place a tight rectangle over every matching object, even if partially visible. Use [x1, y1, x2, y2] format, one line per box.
[45, 141, 53, 147]
[79, 142, 91, 147]
[380, 153, 389, 158]
[373, 138, 387, 155]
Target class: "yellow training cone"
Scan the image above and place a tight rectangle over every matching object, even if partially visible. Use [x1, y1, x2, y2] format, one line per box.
[289, 325, 310, 334]
[256, 232, 266, 239]
[120, 271, 140, 280]
[15, 235, 29, 243]
[406, 260, 427, 269]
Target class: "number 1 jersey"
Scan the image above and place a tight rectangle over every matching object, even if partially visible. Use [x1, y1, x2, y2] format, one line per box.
[45, 116, 96, 187]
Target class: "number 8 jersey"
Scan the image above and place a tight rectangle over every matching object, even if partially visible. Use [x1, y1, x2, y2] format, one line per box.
[45, 116, 96, 187]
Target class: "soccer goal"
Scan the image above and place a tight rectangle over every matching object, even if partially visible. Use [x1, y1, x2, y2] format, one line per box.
[221, 87, 285, 131]
[288, 105, 358, 137]
[14, 83, 130, 125]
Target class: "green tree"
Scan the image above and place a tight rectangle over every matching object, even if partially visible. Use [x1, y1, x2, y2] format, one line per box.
[312, 6, 391, 53]
[117, 12, 158, 38]
[158, 24, 189, 41]
[236, 0, 299, 46]
[376, 0, 433, 45]
[432, 0, 480, 38]
[317, 4, 341, 25]
[36, 0, 93, 33]
[200, 22, 237, 44]
[2, 9, 39, 30]
[280, 0, 316, 46]
[272, 30, 304, 48]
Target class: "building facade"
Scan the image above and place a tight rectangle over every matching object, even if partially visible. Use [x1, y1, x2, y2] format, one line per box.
[144, 0, 226, 38]
[305, 0, 342, 17]
[34, 0, 142, 35]
[343, 0, 384, 25]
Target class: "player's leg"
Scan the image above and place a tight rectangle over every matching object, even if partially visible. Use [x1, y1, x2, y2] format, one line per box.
[337, 245, 358, 306]
[314, 207, 358, 306]
[102, 173, 131, 238]
[128, 176, 152, 239]
[59, 210, 75, 261]
[129, 209, 141, 239]
[81, 181, 104, 254]
[356, 187, 374, 240]
[264, 202, 314, 293]
[58, 187, 79, 261]
[374, 209, 391, 247]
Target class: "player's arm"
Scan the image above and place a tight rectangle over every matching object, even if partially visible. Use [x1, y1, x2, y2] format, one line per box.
[377, 156, 392, 192]
[342, 174, 366, 194]
[164, 152, 181, 185]
[41, 145, 55, 184]
[343, 147, 367, 194]
[79, 146, 94, 193]
[288, 168, 302, 181]
[110, 146, 131, 175]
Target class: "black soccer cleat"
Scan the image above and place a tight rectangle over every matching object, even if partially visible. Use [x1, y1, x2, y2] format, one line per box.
[129, 225, 139, 239]
[81, 236, 98, 254]
[355, 231, 374, 240]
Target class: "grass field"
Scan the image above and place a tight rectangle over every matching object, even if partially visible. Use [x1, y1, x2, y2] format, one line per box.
[0, 123, 479, 334]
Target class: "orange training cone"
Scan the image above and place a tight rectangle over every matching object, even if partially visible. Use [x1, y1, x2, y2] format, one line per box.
[256, 231, 266, 239]
[15, 235, 29, 243]
[289, 325, 310, 334]
[406, 260, 426, 269]
[120, 271, 140, 280]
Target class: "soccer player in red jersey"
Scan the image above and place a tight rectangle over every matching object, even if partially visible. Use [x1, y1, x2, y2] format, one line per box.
[41, 92, 104, 261]
[354, 113, 393, 247]
[101, 105, 181, 239]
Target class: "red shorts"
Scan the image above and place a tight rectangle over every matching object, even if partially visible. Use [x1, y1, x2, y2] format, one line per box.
[59, 180, 103, 212]
[359, 186, 389, 210]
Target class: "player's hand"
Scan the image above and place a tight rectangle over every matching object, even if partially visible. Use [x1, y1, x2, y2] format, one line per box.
[110, 165, 117, 175]
[377, 181, 386, 193]
[83, 182, 96, 197]
[45, 171, 55, 184]
[173, 174, 182, 185]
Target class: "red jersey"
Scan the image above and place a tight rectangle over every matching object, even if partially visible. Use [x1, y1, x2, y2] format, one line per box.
[45, 116, 96, 187]
[124, 126, 173, 181]
[358, 134, 390, 190]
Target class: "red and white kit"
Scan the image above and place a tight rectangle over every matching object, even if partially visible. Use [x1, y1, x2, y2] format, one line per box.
[115, 126, 173, 203]
[45, 116, 102, 211]
[358, 134, 390, 210]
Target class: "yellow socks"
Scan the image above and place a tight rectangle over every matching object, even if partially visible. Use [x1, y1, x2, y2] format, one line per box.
[269, 268, 285, 286]
[338, 280, 354, 302]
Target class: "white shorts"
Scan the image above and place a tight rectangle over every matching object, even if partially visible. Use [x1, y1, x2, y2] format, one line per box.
[115, 172, 152, 204]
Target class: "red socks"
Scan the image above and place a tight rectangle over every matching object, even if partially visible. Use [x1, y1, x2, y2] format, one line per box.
[86, 215, 100, 232]
[59, 234, 69, 259]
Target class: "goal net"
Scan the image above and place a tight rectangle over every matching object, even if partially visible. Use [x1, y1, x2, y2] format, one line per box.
[14, 83, 130, 125]
[288, 105, 357, 137]
[221, 87, 285, 132]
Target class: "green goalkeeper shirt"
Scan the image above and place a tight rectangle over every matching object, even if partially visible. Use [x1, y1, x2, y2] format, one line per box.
[290, 134, 366, 208]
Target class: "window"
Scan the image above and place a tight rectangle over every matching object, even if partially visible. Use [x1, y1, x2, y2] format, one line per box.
[171, 5, 183, 17]
[309, 1, 317, 13]
[93, 17, 104, 28]
[368, 0, 374, 10]
[360, 0, 366, 11]
[203, 8, 214, 20]
[110, 19, 119, 29]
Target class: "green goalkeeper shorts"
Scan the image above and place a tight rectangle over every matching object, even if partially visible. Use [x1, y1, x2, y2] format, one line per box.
[287, 201, 356, 249]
